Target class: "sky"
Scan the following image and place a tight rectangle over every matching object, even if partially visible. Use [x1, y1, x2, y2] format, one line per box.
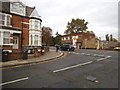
[21, 0, 119, 40]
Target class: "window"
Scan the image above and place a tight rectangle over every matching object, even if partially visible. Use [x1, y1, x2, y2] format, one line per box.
[30, 35, 33, 45]
[30, 20, 33, 29]
[0, 31, 1, 45]
[19, 5, 24, 14]
[0, 13, 5, 25]
[11, 3, 25, 16]
[2, 14, 5, 25]
[34, 35, 38, 45]
[0, 14, 2, 25]
[66, 37, 68, 40]
[34, 20, 38, 29]
[0, 13, 11, 26]
[12, 3, 17, 12]
[7, 15, 11, 26]
[3, 32, 10, 44]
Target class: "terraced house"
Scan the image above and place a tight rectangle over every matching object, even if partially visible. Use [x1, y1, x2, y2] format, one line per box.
[0, 0, 42, 60]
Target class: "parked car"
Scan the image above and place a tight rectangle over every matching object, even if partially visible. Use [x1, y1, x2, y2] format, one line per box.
[60, 44, 75, 51]
[114, 47, 120, 51]
[27, 48, 34, 54]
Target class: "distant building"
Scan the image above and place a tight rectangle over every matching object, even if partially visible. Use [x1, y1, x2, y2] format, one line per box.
[97, 40, 118, 50]
[61, 31, 96, 49]
[0, 0, 42, 60]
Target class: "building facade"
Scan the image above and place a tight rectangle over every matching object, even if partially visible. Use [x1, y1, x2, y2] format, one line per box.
[28, 8, 42, 47]
[61, 31, 96, 49]
[0, 0, 42, 60]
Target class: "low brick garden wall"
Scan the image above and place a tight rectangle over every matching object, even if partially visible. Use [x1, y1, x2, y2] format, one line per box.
[9, 51, 22, 60]
[1, 46, 50, 61]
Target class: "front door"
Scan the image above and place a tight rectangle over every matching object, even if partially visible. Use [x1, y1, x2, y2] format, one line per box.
[13, 36, 19, 49]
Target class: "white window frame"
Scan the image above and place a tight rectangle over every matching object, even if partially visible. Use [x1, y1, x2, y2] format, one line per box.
[0, 13, 12, 27]
[30, 35, 33, 45]
[34, 35, 38, 45]
[34, 20, 38, 30]
[3, 31, 10, 44]
[0, 31, 1, 45]
[10, 2, 25, 16]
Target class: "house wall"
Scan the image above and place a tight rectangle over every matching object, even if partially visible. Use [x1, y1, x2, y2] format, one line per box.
[22, 17, 29, 46]
[1, 1, 42, 61]
[82, 37, 96, 49]
[12, 15, 22, 29]
[61, 32, 96, 49]
[0, 28, 21, 51]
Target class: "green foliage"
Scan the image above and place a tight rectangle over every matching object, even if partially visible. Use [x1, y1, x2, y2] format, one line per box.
[105, 34, 109, 41]
[105, 34, 118, 42]
[110, 34, 113, 41]
[53, 32, 62, 45]
[64, 18, 88, 34]
[112, 38, 118, 42]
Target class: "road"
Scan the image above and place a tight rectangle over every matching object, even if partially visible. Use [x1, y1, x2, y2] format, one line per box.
[1, 49, 118, 88]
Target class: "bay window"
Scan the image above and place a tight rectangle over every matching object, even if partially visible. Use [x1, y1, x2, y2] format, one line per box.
[34, 35, 38, 45]
[30, 35, 33, 45]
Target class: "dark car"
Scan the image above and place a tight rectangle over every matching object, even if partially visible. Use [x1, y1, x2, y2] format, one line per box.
[60, 44, 75, 51]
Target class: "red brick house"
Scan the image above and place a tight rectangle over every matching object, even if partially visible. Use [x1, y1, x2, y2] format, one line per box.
[0, 1, 42, 60]
[61, 31, 96, 49]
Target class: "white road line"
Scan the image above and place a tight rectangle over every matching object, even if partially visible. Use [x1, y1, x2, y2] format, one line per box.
[75, 53, 80, 55]
[86, 54, 91, 56]
[0, 77, 29, 86]
[53, 61, 93, 73]
[81, 53, 85, 55]
[97, 58, 106, 61]
[97, 56, 112, 61]
[105, 56, 112, 58]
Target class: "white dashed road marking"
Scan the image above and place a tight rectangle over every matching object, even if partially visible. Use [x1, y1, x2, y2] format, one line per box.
[97, 58, 106, 61]
[0, 77, 29, 86]
[53, 61, 93, 73]
[54, 52, 112, 73]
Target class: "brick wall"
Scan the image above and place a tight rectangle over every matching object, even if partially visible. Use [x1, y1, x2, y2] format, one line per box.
[12, 15, 22, 29]
[22, 17, 29, 46]
[9, 51, 22, 60]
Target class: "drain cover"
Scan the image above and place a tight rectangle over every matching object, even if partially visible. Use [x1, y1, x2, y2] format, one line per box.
[86, 76, 96, 82]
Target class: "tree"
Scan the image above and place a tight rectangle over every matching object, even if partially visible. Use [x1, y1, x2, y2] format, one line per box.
[53, 32, 62, 45]
[110, 34, 113, 41]
[105, 34, 109, 41]
[64, 18, 88, 34]
[112, 38, 118, 42]
[42, 26, 53, 46]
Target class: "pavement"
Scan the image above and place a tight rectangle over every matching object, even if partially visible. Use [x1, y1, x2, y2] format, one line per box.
[0, 50, 64, 68]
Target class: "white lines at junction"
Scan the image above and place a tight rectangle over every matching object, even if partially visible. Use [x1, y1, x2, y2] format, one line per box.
[53, 61, 93, 73]
[53, 52, 112, 73]
[0, 77, 29, 86]
[97, 56, 112, 61]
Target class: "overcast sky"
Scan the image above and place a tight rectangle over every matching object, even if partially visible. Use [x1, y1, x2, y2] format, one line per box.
[21, 0, 119, 40]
